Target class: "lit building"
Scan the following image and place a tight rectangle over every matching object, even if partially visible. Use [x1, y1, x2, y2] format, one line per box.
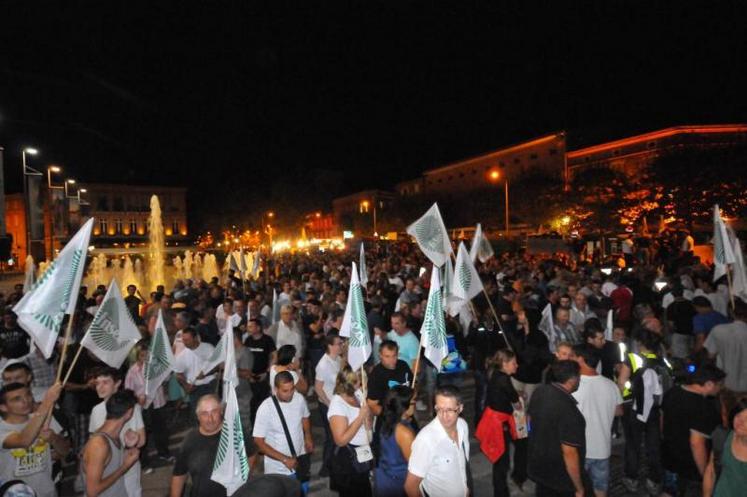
[332, 190, 395, 236]
[566, 124, 747, 180]
[303, 211, 336, 239]
[81, 183, 188, 244]
[397, 132, 567, 197]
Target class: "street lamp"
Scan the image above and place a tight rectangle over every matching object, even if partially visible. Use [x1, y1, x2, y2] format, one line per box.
[261, 211, 275, 247]
[359, 200, 378, 236]
[487, 168, 510, 238]
[21, 147, 42, 261]
[47, 165, 64, 189]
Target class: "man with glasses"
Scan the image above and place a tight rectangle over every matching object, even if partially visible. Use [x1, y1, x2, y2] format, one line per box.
[405, 385, 470, 497]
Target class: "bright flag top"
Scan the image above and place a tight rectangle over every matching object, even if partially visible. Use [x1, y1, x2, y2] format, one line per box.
[441, 256, 455, 310]
[251, 250, 261, 278]
[604, 309, 614, 342]
[713, 204, 736, 282]
[539, 303, 556, 352]
[14, 218, 94, 358]
[229, 252, 241, 273]
[80, 279, 142, 368]
[469, 223, 495, 263]
[449, 242, 484, 317]
[407, 203, 452, 268]
[222, 319, 239, 393]
[339, 261, 371, 371]
[238, 248, 248, 273]
[202, 333, 226, 378]
[144, 309, 175, 404]
[727, 227, 747, 301]
[211, 386, 249, 495]
[359, 242, 368, 286]
[420, 266, 448, 372]
[23, 255, 35, 292]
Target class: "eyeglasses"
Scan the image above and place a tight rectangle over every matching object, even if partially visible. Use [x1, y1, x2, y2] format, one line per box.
[435, 406, 462, 415]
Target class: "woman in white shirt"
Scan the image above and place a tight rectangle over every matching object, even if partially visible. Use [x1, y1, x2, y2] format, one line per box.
[328, 365, 372, 497]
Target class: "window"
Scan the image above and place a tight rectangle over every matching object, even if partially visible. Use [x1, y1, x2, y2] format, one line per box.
[414, 184, 420, 192]
[530, 153, 538, 160]
[113, 197, 124, 211]
[172, 221, 179, 234]
[130, 220, 137, 234]
[472, 169, 477, 175]
[647, 141, 657, 149]
[437, 178, 443, 183]
[99, 219, 107, 235]
[459, 172, 464, 178]
[549, 148, 558, 155]
[115, 219, 123, 234]
[96, 196, 109, 212]
[513, 158, 521, 164]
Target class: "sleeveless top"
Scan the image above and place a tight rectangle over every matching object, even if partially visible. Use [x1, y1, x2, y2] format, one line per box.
[84, 432, 126, 497]
[714, 431, 747, 497]
[378, 421, 412, 479]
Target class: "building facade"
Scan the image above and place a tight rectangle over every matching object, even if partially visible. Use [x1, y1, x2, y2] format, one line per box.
[566, 124, 747, 180]
[82, 183, 188, 244]
[302, 211, 336, 239]
[332, 189, 395, 236]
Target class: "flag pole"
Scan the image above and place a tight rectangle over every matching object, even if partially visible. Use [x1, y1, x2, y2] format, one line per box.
[61, 342, 85, 386]
[726, 265, 736, 312]
[55, 312, 77, 383]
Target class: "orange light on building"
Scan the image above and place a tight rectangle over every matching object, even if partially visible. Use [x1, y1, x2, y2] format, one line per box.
[165, 228, 173, 236]
[487, 168, 501, 182]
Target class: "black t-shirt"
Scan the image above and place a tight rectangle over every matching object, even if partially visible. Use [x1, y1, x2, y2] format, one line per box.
[661, 386, 721, 478]
[367, 360, 413, 404]
[600, 341, 620, 380]
[486, 370, 519, 414]
[124, 295, 141, 322]
[0, 325, 30, 359]
[174, 430, 229, 497]
[666, 300, 696, 335]
[244, 334, 276, 375]
[527, 383, 586, 492]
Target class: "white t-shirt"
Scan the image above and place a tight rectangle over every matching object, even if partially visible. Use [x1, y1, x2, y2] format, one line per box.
[89, 401, 144, 497]
[173, 346, 215, 386]
[408, 416, 470, 497]
[571, 374, 622, 459]
[0, 417, 62, 497]
[315, 354, 341, 403]
[276, 322, 304, 358]
[327, 394, 368, 446]
[252, 392, 310, 476]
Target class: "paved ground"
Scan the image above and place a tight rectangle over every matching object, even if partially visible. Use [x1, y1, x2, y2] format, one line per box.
[60, 375, 652, 497]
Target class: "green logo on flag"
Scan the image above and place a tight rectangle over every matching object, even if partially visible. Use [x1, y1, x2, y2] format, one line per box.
[144, 326, 170, 380]
[348, 283, 370, 348]
[90, 299, 130, 352]
[458, 260, 472, 293]
[415, 214, 445, 254]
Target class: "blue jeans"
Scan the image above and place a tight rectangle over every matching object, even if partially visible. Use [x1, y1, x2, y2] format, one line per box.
[584, 458, 609, 492]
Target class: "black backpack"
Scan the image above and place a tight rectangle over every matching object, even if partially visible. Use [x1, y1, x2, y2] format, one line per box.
[631, 355, 674, 416]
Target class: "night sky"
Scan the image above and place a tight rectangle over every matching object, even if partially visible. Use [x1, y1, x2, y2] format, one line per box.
[2, 1, 747, 231]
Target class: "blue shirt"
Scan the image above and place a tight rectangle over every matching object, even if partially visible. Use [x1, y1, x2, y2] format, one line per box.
[693, 311, 730, 335]
[387, 330, 420, 367]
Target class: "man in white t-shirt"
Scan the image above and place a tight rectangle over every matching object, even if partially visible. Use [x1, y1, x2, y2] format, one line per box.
[405, 385, 470, 497]
[314, 332, 342, 476]
[0, 382, 68, 497]
[253, 371, 313, 480]
[173, 328, 217, 416]
[268, 305, 304, 360]
[89, 367, 146, 497]
[572, 346, 622, 497]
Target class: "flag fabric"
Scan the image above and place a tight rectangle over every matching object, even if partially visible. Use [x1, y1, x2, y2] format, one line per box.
[211, 385, 249, 495]
[271, 288, 281, 324]
[228, 252, 241, 273]
[23, 256, 35, 293]
[339, 262, 371, 371]
[727, 227, 747, 301]
[449, 242, 484, 316]
[420, 266, 448, 371]
[201, 333, 226, 378]
[251, 250, 260, 278]
[238, 248, 247, 273]
[144, 309, 175, 403]
[539, 304, 556, 352]
[406, 203, 452, 267]
[469, 223, 495, 263]
[713, 204, 736, 282]
[14, 218, 94, 358]
[80, 279, 141, 368]
[359, 242, 368, 286]
[441, 257, 455, 310]
[604, 309, 614, 342]
[222, 319, 239, 393]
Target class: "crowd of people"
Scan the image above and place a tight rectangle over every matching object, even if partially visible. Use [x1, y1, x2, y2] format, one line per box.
[0, 232, 745, 497]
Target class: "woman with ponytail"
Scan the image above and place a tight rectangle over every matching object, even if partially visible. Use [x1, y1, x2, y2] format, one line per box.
[373, 385, 416, 497]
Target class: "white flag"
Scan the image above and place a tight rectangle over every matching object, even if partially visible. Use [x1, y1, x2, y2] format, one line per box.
[251, 250, 261, 279]
[339, 262, 371, 371]
[238, 248, 247, 273]
[713, 204, 736, 282]
[201, 334, 226, 378]
[407, 203, 452, 267]
[144, 309, 175, 403]
[229, 252, 241, 273]
[539, 303, 556, 352]
[359, 242, 368, 286]
[441, 256, 455, 310]
[604, 309, 614, 342]
[469, 223, 495, 263]
[23, 255, 35, 293]
[222, 319, 239, 393]
[451, 242, 484, 306]
[271, 288, 281, 324]
[80, 279, 142, 368]
[727, 227, 747, 302]
[420, 266, 448, 371]
[14, 218, 94, 358]
[211, 386, 249, 495]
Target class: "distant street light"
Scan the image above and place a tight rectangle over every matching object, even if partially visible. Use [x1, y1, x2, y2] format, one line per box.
[21, 147, 43, 261]
[487, 168, 510, 237]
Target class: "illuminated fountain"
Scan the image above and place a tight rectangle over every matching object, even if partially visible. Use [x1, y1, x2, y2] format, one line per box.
[147, 195, 166, 290]
[202, 253, 219, 282]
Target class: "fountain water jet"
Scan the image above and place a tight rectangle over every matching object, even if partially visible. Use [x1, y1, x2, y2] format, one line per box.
[147, 195, 166, 290]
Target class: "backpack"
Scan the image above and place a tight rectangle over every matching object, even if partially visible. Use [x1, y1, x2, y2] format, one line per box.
[631, 355, 674, 415]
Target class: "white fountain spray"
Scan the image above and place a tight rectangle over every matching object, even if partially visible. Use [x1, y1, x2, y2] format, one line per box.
[147, 195, 166, 290]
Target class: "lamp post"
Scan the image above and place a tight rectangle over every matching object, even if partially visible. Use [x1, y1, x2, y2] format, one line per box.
[261, 211, 274, 247]
[359, 200, 377, 236]
[21, 147, 42, 261]
[488, 168, 510, 238]
[46, 165, 65, 256]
